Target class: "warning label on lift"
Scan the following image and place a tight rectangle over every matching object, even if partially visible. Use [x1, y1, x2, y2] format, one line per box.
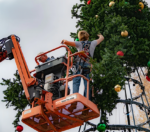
[24, 110, 31, 115]
[56, 95, 77, 105]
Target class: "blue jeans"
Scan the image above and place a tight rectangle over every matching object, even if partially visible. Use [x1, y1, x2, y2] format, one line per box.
[73, 62, 92, 100]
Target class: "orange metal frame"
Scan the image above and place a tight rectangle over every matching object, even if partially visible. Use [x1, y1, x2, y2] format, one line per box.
[11, 36, 36, 100]
[1, 35, 100, 132]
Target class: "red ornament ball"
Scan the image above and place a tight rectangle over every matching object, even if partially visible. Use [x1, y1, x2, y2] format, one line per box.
[87, 0, 91, 5]
[16, 125, 23, 132]
[117, 51, 124, 56]
[139, 9, 141, 12]
[146, 76, 150, 81]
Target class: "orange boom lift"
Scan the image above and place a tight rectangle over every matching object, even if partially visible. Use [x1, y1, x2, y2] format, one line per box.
[0, 35, 100, 132]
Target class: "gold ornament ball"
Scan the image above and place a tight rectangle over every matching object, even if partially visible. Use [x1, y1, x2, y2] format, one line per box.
[95, 15, 98, 18]
[109, 1, 115, 7]
[121, 30, 128, 37]
[114, 85, 121, 92]
[139, 2, 144, 10]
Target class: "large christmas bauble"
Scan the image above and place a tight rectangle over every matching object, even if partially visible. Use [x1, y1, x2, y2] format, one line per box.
[147, 61, 150, 67]
[109, 1, 115, 7]
[16, 125, 23, 132]
[139, 2, 144, 10]
[114, 85, 121, 92]
[75, 38, 79, 41]
[117, 51, 124, 57]
[146, 76, 150, 81]
[87, 0, 91, 5]
[97, 124, 106, 131]
[121, 30, 128, 37]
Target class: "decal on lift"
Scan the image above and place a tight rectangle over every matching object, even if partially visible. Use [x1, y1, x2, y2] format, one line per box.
[56, 95, 77, 105]
[24, 110, 31, 115]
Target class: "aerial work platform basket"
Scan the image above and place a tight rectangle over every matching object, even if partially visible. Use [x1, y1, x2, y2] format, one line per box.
[22, 93, 99, 132]
[21, 45, 100, 132]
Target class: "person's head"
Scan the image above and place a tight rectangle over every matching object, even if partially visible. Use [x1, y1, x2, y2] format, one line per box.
[37, 52, 48, 63]
[78, 30, 89, 41]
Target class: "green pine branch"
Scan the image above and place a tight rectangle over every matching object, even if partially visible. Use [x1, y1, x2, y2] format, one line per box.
[1, 71, 29, 128]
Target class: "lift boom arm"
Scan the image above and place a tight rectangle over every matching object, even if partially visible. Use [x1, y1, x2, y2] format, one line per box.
[0, 35, 36, 100]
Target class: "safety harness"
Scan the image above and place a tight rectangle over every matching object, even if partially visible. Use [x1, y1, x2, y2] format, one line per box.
[72, 41, 91, 76]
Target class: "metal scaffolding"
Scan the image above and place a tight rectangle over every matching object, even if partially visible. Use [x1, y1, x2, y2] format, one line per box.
[79, 67, 150, 132]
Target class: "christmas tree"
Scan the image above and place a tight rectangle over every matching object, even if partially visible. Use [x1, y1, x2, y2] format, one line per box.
[70, 0, 150, 123]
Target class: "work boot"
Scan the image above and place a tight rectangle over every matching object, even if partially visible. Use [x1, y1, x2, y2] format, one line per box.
[68, 102, 77, 113]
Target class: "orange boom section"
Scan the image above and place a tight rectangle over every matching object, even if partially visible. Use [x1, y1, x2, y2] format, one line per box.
[0, 35, 100, 132]
[11, 36, 36, 99]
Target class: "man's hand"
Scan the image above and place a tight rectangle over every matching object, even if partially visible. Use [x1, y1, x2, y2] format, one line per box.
[97, 33, 104, 45]
[97, 33, 102, 38]
[60, 40, 76, 47]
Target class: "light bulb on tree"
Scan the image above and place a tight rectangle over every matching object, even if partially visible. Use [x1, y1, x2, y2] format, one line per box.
[95, 15, 98, 18]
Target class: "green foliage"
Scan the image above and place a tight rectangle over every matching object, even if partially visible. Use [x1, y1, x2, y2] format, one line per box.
[70, 0, 150, 123]
[0, 71, 29, 128]
[90, 49, 126, 122]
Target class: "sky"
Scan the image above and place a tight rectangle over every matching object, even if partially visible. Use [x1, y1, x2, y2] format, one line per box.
[0, 0, 150, 132]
